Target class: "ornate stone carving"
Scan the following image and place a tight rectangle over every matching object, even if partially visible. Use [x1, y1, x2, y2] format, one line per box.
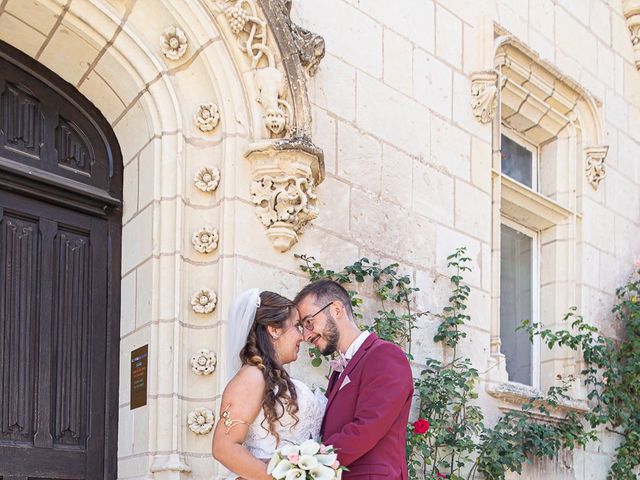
[194, 103, 221, 132]
[470, 71, 498, 124]
[274, 0, 326, 76]
[623, 0, 640, 70]
[255, 66, 292, 136]
[187, 407, 215, 435]
[160, 26, 188, 60]
[191, 349, 217, 375]
[194, 166, 221, 192]
[217, 0, 293, 137]
[191, 227, 219, 253]
[585, 146, 609, 190]
[190, 288, 217, 314]
[246, 138, 324, 252]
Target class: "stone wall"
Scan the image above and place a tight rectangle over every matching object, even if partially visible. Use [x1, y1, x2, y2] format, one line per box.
[0, 0, 638, 479]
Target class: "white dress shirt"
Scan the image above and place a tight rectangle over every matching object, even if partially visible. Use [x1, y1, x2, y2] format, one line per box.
[343, 331, 371, 362]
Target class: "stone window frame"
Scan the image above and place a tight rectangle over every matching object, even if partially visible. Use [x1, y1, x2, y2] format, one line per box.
[485, 33, 607, 406]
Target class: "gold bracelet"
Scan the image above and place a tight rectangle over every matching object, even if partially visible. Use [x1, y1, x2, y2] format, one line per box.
[221, 404, 249, 434]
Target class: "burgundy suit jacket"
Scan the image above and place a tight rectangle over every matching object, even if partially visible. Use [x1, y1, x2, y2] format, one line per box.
[321, 333, 413, 479]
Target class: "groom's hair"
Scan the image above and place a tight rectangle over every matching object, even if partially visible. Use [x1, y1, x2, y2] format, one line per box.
[294, 279, 354, 321]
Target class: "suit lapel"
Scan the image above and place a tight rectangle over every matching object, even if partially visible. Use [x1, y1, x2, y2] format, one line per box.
[326, 370, 340, 397]
[325, 333, 378, 410]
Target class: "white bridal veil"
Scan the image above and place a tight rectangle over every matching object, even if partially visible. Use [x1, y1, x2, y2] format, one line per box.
[224, 288, 261, 383]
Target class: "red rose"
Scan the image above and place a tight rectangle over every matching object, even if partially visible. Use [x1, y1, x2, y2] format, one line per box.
[436, 473, 447, 479]
[412, 418, 430, 434]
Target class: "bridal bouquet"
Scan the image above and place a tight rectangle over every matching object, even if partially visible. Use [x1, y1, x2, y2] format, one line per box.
[267, 439, 344, 479]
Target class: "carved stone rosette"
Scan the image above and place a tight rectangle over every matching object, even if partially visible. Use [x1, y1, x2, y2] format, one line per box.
[187, 408, 215, 435]
[470, 71, 498, 124]
[623, 0, 640, 70]
[191, 227, 219, 253]
[160, 26, 188, 60]
[194, 103, 221, 132]
[194, 166, 221, 192]
[190, 288, 217, 314]
[190, 349, 217, 375]
[246, 138, 324, 252]
[585, 146, 609, 190]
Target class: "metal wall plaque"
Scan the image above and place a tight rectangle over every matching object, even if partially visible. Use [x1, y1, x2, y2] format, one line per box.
[130, 345, 148, 409]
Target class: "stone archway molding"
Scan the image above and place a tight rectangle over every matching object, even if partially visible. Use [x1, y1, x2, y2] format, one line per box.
[470, 25, 609, 190]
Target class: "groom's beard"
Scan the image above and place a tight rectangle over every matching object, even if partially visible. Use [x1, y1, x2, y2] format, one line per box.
[320, 314, 340, 356]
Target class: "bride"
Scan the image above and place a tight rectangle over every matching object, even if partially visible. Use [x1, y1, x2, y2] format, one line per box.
[212, 289, 327, 479]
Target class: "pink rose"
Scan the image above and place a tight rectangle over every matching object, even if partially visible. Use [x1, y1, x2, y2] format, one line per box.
[287, 453, 300, 463]
[635, 259, 640, 268]
[332, 460, 340, 469]
[319, 445, 329, 454]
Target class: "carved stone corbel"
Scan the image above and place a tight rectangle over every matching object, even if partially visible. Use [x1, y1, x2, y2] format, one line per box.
[246, 137, 324, 252]
[623, 0, 640, 70]
[585, 146, 609, 190]
[470, 70, 498, 123]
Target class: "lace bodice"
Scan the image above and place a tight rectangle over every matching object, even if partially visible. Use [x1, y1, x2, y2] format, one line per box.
[244, 379, 327, 459]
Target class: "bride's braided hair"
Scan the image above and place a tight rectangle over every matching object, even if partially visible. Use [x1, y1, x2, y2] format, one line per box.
[239, 291, 299, 444]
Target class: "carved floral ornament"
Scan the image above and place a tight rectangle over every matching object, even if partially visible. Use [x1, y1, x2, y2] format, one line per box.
[160, 25, 188, 60]
[246, 138, 324, 252]
[585, 146, 609, 190]
[192, 227, 219, 253]
[191, 349, 217, 375]
[194, 166, 221, 192]
[187, 407, 215, 435]
[191, 288, 217, 314]
[194, 103, 221, 132]
[623, 0, 640, 70]
[470, 71, 498, 124]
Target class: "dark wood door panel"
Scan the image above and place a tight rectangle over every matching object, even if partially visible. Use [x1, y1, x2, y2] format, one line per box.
[0, 40, 121, 480]
[0, 445, 84, 478]
[0, 191, 108, 478]
[0, 209, 39, 444]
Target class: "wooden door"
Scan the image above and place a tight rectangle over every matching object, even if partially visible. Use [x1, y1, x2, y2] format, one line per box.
[0, 41, 122, 479]
[0, 191, 107, 479]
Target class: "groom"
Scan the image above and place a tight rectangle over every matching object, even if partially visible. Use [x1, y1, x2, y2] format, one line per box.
[294, 280, 413, 479]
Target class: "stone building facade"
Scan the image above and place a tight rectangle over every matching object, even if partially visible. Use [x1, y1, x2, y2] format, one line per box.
[0, 0, 639, 479]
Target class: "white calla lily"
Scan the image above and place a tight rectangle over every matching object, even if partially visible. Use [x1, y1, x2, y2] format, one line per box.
[297, 455, 319, 470]
[280, 444, 300, 457]
[285, 468, 305, 480]
[315, 453, 338, 466]
[271, 459, 292, 479]
[299, 439, 321, 456]
[267, 453, 282, 475]
[309, 464, 336, 480]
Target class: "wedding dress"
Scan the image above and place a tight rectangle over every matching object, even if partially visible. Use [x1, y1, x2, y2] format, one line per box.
[244, 379, 327, 460]
[220, 379, 327, 479]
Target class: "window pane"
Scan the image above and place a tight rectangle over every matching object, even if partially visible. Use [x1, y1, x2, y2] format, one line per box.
[500, 224, 533, 385]
[501, 135, 533, 188]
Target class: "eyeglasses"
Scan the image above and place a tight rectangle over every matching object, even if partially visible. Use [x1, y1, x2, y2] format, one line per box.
[298, 302, 334, 331]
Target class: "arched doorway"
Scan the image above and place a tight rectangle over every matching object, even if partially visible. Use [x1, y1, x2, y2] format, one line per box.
[0, 40, 122, 479]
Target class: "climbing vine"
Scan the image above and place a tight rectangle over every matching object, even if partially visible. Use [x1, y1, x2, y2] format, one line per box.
[296, 250, 640, 479]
